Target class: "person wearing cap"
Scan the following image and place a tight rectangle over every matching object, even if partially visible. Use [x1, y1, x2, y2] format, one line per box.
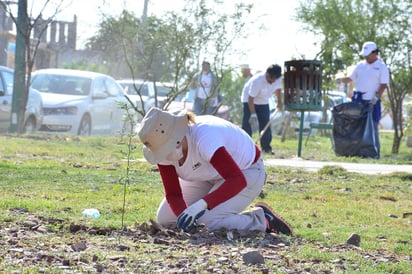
[240, 64, 253, 83]
[189, 61, 219, 115]
[137, 107, 293, 235]
[241, 64, 283, 154]
[342, 41, 390, 158]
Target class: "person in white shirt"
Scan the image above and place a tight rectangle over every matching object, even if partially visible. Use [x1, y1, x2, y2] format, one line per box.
[189, 61, 219, 115]
[137, 107, 292, 235]
[240, 64, 253, 83]
[241, 64, 283, 154]
[342, 41, 390, 158]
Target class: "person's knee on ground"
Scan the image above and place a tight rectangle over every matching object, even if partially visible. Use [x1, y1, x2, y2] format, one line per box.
[156, 199, 177, 226]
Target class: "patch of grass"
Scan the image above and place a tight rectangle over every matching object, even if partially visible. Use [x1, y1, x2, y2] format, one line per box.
[0, 133, 411, 272]
[318, 165, 349, 176]
[260, 165, 412, 259]
[269, 130, 412, 164]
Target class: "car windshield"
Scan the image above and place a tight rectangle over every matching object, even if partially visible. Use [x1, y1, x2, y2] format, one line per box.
[171, 89, 194, 103]
[121, 83, 149, 96]
[155, 85, 172, 97]
[31, 74, 92, 96]
[120, 82, 172, 97]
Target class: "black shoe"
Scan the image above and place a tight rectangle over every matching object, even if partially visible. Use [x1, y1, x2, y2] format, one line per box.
[263, 149, 274, 155]
[256, 202, 293, 235]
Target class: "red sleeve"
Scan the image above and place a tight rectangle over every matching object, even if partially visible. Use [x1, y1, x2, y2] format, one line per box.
[203, 146, 247, 209]
[158, 164, 187, 216]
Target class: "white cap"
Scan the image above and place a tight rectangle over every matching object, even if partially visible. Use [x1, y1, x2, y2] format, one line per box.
[359, 41, 377, 57]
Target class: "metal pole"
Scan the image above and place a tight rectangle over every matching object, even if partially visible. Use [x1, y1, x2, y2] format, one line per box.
[297, 110, 304, 157]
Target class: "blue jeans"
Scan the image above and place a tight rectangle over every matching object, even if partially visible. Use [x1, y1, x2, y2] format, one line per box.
[242, 103, 272, 151]
[242, 103, 252, 136]
[255, 104, 272, 152]
[193, 98, 216, 115]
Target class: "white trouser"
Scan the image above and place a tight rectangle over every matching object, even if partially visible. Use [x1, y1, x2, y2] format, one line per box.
[157, 158, 267, 231]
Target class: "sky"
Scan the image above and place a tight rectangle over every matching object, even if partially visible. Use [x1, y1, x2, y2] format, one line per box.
[45, 0, 321, 72]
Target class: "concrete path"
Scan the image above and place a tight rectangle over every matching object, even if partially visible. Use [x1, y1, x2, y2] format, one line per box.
[136, 157, 411, 175]
[264, 158, 412, 175]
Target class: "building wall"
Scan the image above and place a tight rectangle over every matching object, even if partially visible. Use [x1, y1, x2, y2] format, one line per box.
[0, 6, 102, 70]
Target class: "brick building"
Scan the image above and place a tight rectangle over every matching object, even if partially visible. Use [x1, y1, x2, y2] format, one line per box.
[0, 4, 102, 70]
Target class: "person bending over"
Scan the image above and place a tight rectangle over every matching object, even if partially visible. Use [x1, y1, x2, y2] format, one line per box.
[137, 107, 292, 235]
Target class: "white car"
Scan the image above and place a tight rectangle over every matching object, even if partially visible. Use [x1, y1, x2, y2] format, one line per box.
[31, 69, 130, 136]
[167, 89, 230, 121]
[117, 79, 173, 112]
[0, 66, 43, 133]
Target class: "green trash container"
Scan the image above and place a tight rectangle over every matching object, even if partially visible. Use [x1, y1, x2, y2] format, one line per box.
[284, 60, 323, 156]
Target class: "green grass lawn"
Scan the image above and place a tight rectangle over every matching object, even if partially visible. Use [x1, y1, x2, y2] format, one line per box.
[0, 133, 411, 272]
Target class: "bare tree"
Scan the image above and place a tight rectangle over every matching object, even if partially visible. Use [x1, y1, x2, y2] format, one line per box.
[1, 0, 64, 134]
[87, 0, 255, 119]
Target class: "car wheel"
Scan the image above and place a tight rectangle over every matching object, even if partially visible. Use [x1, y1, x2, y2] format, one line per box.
[78, 115, 91, 136]
[23, 116, 36, 133]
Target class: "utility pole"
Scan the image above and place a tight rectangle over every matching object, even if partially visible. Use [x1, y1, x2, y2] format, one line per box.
[142, 0, 149, 25]
[9, 0, 27, 133]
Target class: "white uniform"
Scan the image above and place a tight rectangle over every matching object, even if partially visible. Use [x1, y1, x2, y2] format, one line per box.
[169, 115, 256, 179]
[350, 59, 389, 100]
[241, 72, 282, 104]
[196, 73, 213, 99]
[157, 115, 268, 231]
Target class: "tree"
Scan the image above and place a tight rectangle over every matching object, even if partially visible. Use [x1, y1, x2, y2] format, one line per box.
[62, 60, 108, 74]
[180, 0, 253, 120]
[86, 0, 254, 118]
[86, 10, 142, 79]
[1, 0, 64, 134]
[296, 0, 412, 153]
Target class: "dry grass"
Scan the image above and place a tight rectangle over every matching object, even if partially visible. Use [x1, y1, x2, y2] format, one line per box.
[0, 134, 411, 273]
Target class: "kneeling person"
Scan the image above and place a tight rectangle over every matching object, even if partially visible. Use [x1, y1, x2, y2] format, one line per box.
[137, 107, 292, 235]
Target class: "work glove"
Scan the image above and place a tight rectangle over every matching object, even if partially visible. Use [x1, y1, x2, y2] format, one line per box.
[248, 113, 258, 129]
[176, 199, 207, 232]
[371, 95, 380, 105]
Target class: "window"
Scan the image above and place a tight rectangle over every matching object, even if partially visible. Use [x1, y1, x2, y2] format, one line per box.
[1, 70, 14, 96]
[92, 78, 106, 97]
[105, 78, 123, 97]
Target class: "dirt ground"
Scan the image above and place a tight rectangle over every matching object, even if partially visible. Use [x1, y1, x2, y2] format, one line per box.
[0, 208, 405, 273]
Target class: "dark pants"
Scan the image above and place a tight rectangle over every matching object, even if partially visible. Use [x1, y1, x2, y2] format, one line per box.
[255, 104, 272, 152]
[242, 103, 252, 136]
[242, 103, 272, 152]
[193, 98, 216, 115]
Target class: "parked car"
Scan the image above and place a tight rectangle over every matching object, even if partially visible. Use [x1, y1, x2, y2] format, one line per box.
[167, 89, 230, 120]
[117, 79, 173, 112]
[31, 69, 130, 136]
[0, 66, 43, 133]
